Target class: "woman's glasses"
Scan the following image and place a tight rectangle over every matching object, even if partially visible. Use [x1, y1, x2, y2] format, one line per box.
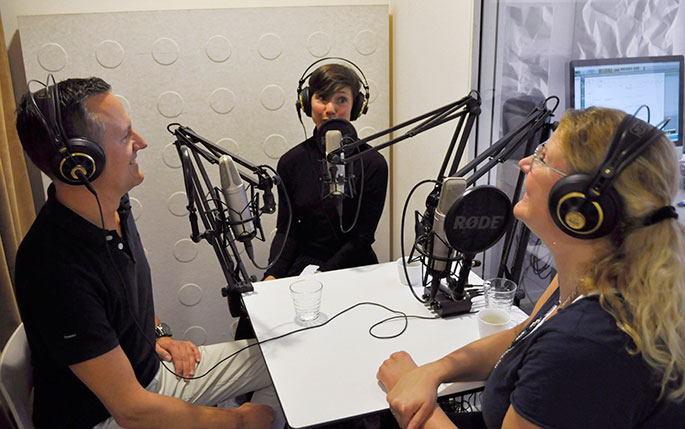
[531, 143, 568, 177]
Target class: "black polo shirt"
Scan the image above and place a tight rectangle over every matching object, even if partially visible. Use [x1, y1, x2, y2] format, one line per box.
[15, 185, 159, 428]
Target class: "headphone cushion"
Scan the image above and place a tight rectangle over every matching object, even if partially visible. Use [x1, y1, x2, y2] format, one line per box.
[54, 137, 106, 184]
[548, 173, 622, 239]
[299, 86, 312, 117]
[350, 91, 367, 121]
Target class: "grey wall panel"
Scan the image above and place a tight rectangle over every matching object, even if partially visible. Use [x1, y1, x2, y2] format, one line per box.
[19, 6, 390, 344]
[573, 0, 679, 59]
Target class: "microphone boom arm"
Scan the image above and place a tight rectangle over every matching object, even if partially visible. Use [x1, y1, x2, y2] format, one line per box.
[459, 99, 558, 186]
[171, 124, 274, 191]
[328, 93, 482, 188]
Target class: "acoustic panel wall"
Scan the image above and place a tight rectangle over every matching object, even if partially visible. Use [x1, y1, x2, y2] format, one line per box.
[18, 6, 390, 344]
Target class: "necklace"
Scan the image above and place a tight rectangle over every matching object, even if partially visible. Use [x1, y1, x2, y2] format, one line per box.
[494, 287, 580, 370]
[557, 286, 580, 309]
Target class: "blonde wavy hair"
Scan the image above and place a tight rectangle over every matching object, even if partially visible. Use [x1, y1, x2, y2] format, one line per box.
[555, 107, 685, 401]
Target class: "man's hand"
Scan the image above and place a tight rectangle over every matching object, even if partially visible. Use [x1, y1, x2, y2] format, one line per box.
[263, 275, 276, 281]
[377, 351, 440, 429]
[155, 337, 201, 381]
[235, 402, 274, 429]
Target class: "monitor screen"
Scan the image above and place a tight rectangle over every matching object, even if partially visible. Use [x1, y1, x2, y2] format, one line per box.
[570, 55, 684, 146]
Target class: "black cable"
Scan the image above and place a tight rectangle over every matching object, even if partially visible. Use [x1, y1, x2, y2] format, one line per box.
[94, 191, 182, 381]
[159, 301, 437, 381]
[99, 190, 439, 382]
[94, 176, 433, 382]
[400, 179, 440, 304]
[632, 104, 651, 123]
[245, 164, 292, 271]
[298, 114, 308, 140]
[339, 142, 365, 233]
[529, 237, 554, 279]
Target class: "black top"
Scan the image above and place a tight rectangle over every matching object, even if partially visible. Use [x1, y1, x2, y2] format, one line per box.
[481, 288, 685, 428]
[265, 131, 388, 278]
[15, 185, 158, 428]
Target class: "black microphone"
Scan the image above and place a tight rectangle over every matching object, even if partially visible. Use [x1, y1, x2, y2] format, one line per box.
[219, 155, 256, 258]
[325, 129, 345, 218]
[428, 177, 466, 301]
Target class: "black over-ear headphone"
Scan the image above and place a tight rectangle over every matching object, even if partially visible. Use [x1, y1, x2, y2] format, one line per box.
[27, 74, 106, 185]
[548, 114, 663, 239]
[296, 57, 370, 122]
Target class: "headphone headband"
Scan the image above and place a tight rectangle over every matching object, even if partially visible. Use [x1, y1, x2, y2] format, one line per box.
[585, 115, 662, 200]
[297, 56, 370, 96]
[28, 75, 69, 154]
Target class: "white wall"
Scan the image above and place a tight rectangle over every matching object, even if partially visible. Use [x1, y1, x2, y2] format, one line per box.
[389, 0, 474, 258]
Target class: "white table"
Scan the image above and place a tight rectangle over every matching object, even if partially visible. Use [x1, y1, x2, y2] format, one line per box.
[243, 262, 528, 428]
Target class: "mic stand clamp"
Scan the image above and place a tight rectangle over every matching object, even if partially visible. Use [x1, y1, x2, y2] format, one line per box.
[221, 280, 255, 297]
[430, 278, 472, 317]
[221, 280, 254, 320]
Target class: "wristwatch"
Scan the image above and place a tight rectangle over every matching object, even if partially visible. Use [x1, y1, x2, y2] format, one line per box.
[155, 322, 173, 338]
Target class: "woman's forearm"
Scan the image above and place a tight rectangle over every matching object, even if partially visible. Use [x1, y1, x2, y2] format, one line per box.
[430, 326, 518, 383]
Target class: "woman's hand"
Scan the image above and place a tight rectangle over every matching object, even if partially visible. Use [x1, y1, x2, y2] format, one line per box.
[377, 351, 441, 429]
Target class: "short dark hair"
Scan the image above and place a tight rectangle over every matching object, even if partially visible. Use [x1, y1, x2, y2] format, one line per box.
[308, 63, 361, 101]
[15, 77, 111, 177]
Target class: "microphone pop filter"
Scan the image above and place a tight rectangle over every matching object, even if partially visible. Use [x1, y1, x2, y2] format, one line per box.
[444, 185, 513, 254]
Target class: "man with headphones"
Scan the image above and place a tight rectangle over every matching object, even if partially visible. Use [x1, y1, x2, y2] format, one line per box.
[14, 76, 282, 428]
[263, 58, 388, 280]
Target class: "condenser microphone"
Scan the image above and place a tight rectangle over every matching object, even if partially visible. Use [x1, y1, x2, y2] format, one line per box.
[219, 155, 256, 257]
[428, 176, 467, 301]
[325, 130, 345, 197]
[325, 129, 345, 217]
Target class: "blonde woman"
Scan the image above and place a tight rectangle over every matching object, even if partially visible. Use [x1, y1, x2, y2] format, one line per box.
[377, 107, 685, 428]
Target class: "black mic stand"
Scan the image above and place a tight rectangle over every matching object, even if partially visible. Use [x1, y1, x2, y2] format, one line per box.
[326, 92, 482, 315]
[433, 97, 559, 316]
[168, 124, 281, 320]
[328, 94, 560, 317]
[496, 121, 556, 285]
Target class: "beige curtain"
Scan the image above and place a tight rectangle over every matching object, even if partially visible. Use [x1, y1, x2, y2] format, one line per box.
[0, 12, 35, 349]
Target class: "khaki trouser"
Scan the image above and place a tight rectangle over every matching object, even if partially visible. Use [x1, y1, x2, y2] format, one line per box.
[94, 340, 284, 428]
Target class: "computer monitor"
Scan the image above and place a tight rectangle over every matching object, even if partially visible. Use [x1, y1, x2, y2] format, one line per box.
[570, 55, 684, 146]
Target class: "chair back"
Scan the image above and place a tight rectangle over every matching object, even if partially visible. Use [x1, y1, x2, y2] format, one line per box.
[0, 323, 34, 429]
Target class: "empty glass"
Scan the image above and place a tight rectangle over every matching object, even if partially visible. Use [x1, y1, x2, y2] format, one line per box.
[289, 279, 323, 322]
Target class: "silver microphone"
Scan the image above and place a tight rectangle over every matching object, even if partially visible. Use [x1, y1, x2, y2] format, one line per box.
[325, 130, 345, 198]
[219, 155, 256, 245]
[429, 176, 466, 300]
